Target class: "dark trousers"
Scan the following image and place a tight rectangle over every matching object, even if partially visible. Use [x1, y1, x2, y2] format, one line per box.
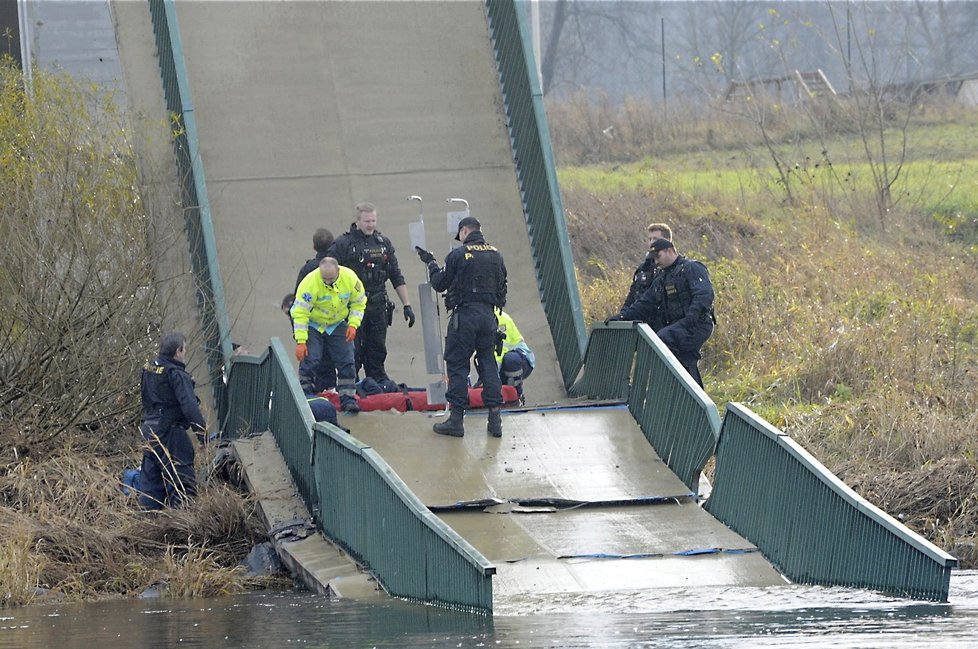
[300, 325, 357, 405]
[656, 319, 714, 388]
[292, 318, 335, 390]
[355, 299, 390, 381]
[444, 303, 502, 409]
[138, 421, 196, 510]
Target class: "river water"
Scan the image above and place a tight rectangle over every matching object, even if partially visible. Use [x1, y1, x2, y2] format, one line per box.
[2, 570, 977, 648]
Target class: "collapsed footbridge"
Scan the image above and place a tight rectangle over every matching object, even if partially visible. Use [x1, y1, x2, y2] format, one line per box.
[114, 0, 955, 612]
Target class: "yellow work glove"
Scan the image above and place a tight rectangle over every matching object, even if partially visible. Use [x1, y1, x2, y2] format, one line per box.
[295, 343, 308, 362]
[345, 325, 357, 343]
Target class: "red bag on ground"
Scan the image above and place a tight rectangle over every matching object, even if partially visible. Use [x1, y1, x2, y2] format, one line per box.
[317, 385, 519, 412]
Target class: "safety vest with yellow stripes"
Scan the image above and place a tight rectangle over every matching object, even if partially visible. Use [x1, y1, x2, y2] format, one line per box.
[494, 309, 536, 368]
[291, 266, 366, 343]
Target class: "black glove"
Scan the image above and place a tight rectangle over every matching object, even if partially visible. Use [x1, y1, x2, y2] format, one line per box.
[404, 305, 416, 328]
[494, 330, 505, 356]
[415, 246, 436, 264]
[604, 315, 624, 325]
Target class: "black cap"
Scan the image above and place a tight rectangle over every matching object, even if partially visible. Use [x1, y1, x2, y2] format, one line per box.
[455, 216, 481, 241]
[650, 238, 675, 253]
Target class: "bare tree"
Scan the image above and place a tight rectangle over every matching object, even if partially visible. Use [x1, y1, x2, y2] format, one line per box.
[0, 62, 167, 460]
[539, 0, 663, 97]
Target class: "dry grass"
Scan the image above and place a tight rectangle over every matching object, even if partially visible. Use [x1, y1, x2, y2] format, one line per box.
[0, 449, 276, 607]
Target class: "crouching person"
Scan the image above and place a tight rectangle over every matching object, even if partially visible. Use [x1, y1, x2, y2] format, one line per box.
[138, 332, 207, 510]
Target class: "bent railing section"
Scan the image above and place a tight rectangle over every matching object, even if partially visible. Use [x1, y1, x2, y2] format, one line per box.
[568, 322, 638, 400]
[706, 403, 958, 602]
[485, 0, 587, 389]
[147, 0, 233, 405]
[314, 426, 495, 613]
[265, 339, 319, 510]
[570, 322, 719, 492]
[220, 346, 270, 436]
[222, 338, 496, 612]
[629, 325, 721, 493]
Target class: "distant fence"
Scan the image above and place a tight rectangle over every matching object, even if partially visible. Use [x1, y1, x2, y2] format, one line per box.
[570, 322, 720, 492]
[485, 0, 587, 389]
[147, 0, 233, 405]
[222, 338, 496, 613]
[706, 403, 958, 602]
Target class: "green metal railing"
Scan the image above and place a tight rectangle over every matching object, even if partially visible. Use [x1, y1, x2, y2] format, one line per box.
[265, 339, 320, 511]
[147, 0, 233, 406]
[571, 322, 720, 492]
[485, 0, 586, 389]
[221, 338, 318, 510]
[568, 322, 638, 400]
[222, 338, 496, 612]
[629, 325, 721, 492]
[314, 425, 495, 613]
[219, 347, 270, 437]
[706, 403, 958, 602]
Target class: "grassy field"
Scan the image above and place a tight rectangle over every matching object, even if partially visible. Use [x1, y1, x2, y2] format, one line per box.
[554, 100, 978, 566]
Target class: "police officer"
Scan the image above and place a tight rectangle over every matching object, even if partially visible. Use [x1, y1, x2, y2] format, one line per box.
[416, 216, 507, 437]
[138, 331, 207, 510]
[612, 238, 715, 387]
[292, 257, 367, 413]
[295, 228, 335, 290]
[328, 203, 415, 382]
[622, 223, 673, 309]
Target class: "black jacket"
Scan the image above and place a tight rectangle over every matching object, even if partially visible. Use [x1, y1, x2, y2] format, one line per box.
[428, 231, 507, 310]
[622, 253, 656, 309]
[327, 224, 406, 296]
[620, 255, 714, 331]
[140, 355, 206, 433]
[295, 252, 327, 291]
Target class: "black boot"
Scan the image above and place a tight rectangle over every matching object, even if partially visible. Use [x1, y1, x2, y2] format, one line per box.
[433, 406, 465, 437]
[487, 407, 502, 438]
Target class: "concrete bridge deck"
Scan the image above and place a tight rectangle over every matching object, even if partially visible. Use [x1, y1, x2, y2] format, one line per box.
[347, 405, 785, 601]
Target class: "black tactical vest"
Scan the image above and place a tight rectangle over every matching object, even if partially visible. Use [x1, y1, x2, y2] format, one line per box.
[445, 242, 506, 310]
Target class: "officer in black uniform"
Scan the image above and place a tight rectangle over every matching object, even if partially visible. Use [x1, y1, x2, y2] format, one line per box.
[622, 222, 673, 309]
[416, 216, 507, 437]
[295, 228, 335, 290]
[612, 238, 715, 387]
[328, 202, 415, 382]
[138, 331, 207, 510]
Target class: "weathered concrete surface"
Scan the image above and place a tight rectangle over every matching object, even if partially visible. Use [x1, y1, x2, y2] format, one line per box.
[167, 0, 567, 406]
[349, 406, 788, 599]
[232, 432, 386, 601]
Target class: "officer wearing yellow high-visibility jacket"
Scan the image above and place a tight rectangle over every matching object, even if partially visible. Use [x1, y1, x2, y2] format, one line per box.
[493, 309, 535, 402]
[291, 257, 366, 413]
[475, 308, 535, 404]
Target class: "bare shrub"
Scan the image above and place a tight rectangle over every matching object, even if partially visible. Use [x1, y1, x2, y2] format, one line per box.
[0, 61, 162, 461]
[0, 451, 272, 605]
[0, 61, 273, 604]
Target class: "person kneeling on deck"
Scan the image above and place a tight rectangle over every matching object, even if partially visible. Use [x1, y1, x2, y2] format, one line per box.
[291, 257, 367, 414]
[475, 308, 535, 405]
[416, 216, 507, 437]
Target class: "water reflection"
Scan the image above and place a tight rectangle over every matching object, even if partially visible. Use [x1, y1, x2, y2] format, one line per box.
[1, 573, 976, 649]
